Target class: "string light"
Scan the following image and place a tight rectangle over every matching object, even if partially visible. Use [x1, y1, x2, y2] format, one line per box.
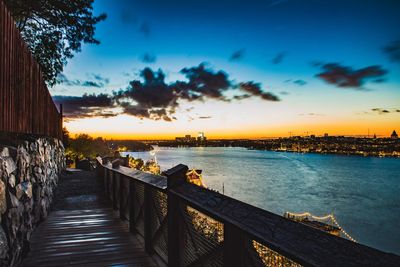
[284, 212, 357, 243]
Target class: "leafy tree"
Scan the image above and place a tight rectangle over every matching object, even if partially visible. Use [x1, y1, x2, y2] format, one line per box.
[67, 133, 110, 159]
[5, 0, 106, 86]
[62, 127, 70, 148]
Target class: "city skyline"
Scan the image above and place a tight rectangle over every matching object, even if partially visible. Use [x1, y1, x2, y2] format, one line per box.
[52, 0, 400, 139]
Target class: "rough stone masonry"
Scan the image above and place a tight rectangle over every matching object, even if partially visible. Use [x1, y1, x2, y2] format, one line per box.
[0, 136, 65, 266]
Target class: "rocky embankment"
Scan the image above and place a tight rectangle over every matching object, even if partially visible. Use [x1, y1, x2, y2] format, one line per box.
[0, 137, 65, 266]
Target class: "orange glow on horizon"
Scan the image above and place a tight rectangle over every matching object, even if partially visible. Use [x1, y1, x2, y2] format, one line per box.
[65, 117, 399, 140]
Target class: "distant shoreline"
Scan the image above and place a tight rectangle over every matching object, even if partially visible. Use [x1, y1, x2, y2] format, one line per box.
[145, 137, 400, 158]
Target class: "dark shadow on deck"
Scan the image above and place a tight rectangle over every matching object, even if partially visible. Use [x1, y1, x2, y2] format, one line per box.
[21, 170, 159, 267]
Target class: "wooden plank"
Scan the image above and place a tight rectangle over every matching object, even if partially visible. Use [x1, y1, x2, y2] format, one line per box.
[21, 171, 159, 267]
[0, 1, 61, 139]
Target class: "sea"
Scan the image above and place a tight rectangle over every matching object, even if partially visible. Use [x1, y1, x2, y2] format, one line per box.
[122, 146, 400, 255]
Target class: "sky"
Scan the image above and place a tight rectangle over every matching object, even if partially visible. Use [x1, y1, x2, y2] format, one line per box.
[52, 0, 400, 139]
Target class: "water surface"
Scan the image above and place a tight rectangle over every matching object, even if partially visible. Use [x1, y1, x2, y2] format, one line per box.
[123, 147, 400, 254]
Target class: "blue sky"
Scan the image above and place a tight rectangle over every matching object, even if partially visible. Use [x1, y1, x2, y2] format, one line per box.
[53, 0, 400, 138]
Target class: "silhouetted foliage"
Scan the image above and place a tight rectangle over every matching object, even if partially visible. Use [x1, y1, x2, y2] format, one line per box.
[62, 127, 70, 148]
[5, 0, 106, 86]
[67, 133, 110, 159]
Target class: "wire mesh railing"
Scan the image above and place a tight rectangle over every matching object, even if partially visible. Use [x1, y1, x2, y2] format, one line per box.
[96, 158, 400, 267]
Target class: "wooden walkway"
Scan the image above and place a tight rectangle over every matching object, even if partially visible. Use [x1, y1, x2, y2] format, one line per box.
[21, 170, 159, 267]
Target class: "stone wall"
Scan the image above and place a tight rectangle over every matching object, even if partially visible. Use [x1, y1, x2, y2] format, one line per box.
[0, 136, 65, 266]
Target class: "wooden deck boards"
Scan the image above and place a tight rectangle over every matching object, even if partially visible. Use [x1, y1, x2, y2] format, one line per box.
[21, 171, 159, 267]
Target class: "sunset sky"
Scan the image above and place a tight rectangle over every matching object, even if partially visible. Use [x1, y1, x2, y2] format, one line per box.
[51, 0, 400, 139]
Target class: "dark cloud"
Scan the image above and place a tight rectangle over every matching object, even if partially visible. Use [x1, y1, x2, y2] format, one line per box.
[229, 49, 245, 61]
[272, 52, 286, 64]
[53, 94, 116, 119]
[383, 40, 400, 63]
[180, 64, 232, 101]
[373, 78, 386, 83]
[57, 74, 109, 88]
[139, 22, 150, 37]
[140, 53, 156, 63]
[114, 64, 279, 121]
[233, 94, 251, 100]
[238, 82, 280, 101]
[315, 63, 387, 89]
[293, 79, 307, 86]
[56, 64, 280, 122]
[92, 74, 110, 84]
[114, 68, 177, 121]
[371, 108, 399, 114]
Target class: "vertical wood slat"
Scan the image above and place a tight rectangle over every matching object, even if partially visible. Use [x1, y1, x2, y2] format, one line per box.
[0, 0, 62, 139]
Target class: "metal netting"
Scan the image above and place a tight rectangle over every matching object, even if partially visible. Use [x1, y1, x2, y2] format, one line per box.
[133, 182, 145, 236]
[107, 170, 113, 202]
[114, 173, 121, 208]
[180, 205, 224, 267]
[120, 176, 130, 219]
[249, 240, 302, 267]
[149, 187, 168, 263]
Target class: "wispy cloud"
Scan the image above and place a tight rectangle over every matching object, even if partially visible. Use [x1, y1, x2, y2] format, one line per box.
[229, 49, 245, 61]
[383, 40, 400, 63]
[139, 22, 150, 38]
[57, 74, 109, 88]
[371, 108, 400, 115]
[285, 79, 307, 86]
[299, 113, 325, 116]
[272, 52, 286, 64]
[140, 53, 157, 63]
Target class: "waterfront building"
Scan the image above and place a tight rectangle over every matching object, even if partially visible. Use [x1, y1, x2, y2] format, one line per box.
[391, 130, 398, 139]
[176, 134, 197, 142]
[197, 132, 207, 142]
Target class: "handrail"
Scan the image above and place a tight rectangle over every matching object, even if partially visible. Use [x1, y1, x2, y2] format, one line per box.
[95, 157, 400, 267]
[97, 157, 167, 190]
[171, 182, 399, 266]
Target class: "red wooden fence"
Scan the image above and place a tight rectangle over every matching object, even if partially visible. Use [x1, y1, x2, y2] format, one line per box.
[0, 0, 62, 139]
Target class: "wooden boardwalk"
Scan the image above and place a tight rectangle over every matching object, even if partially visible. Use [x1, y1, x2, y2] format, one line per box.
[21, 170, 159, 267]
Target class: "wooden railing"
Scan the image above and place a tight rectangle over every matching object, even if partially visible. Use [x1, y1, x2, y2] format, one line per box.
[96, 158, 400, 267]
[0, 1, 62, 139]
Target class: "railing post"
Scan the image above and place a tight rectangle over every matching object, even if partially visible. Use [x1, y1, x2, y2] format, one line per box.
[164, 164, 189, 267]
[119, 175, 125, 219]
[223, 223, 248, 267]
[144, 185, 153, 254]
[129, 180, 136, 233]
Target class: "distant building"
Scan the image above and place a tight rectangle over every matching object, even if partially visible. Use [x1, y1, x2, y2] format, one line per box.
[391, 130, 398, 139]
[176, 134, 196, 142]
[324, 133, 329, 137]
[197, 132, 207, 142]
